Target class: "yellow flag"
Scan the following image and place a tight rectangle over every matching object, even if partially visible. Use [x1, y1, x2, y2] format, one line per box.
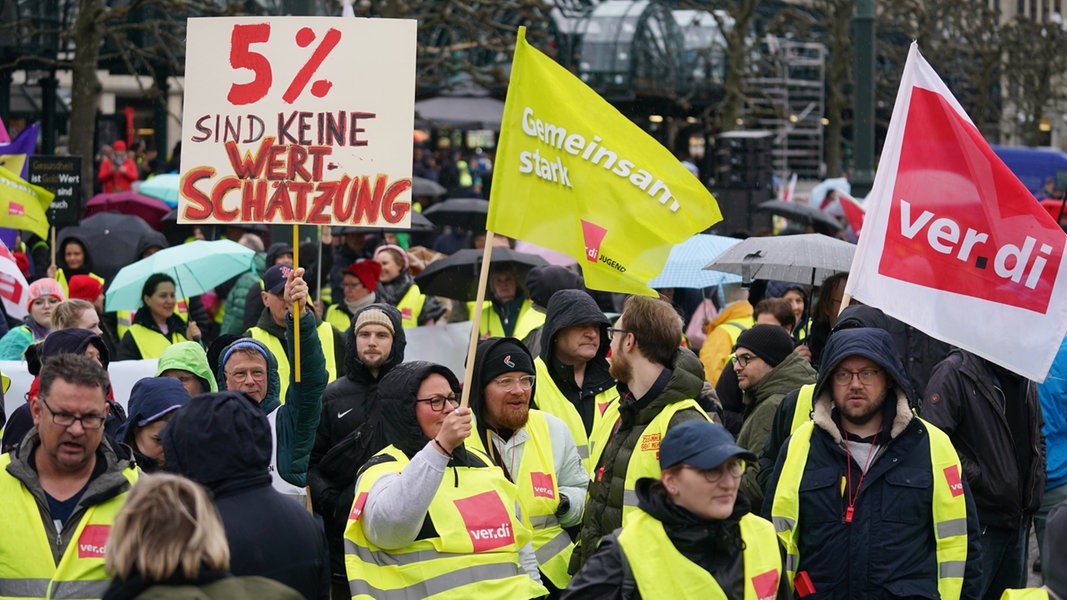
[487, 28, 722, 296]
[0, 166, 53, 240]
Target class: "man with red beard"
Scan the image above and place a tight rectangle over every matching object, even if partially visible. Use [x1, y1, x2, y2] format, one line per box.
[467, 337, 588, 596]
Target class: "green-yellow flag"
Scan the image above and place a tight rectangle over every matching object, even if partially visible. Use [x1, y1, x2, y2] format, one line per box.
[487, 27, 722, 297]
[0, 165, 53, 240]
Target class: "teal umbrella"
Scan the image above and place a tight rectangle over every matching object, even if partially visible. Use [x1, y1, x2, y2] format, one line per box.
[105, 239, 257, 311]
[138, 173, 180, 207]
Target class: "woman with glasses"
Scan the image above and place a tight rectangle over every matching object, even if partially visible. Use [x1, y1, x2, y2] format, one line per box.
[344, 360, 548, 599]
[565, 420, 786, 599]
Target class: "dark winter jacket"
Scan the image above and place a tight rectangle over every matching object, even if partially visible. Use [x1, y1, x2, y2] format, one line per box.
[565, 480, 784, 600]
[571, 347, 709, 571]
[921, 350, 1046, 530]
[535, 289, 615, 435]
[221, 251, 266, 336]
[763, 328, 983, 599]
[103, 570, 302, 600]
[161, 391, 330, 600]
[308, 303, 406, 582]
[117, 305, 191, 361]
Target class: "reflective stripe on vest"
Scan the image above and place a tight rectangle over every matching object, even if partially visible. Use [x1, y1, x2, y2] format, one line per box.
[0, 453, 137, 600]
[127, 324, 187, 359]
[325, 304, 353, 332]
[395, 285, 424, 329]
[478, 299, 545, 340]
[620, 399, 708, 526]
[618, 511, 782, 600]
[533, 357, 619, 477]
[788, 384, 816, 434]
[466, 410, 574, 588]
[249, 321, 336, 402]
[343, 446, 546, 599]
[770, 418, 969, 600]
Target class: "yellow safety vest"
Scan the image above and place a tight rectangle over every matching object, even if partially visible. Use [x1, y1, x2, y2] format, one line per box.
[324, 304, 353, 332]
[619, 399, 708, 526]
[127, 323, 187, 360]
[533, 356, 619, 477]
[1000, 590, 1051, 599]
[720, 317, 754, 347]
[53, 270, 104, 298]
[770, 418, 969, 600]
[618, 510, 782, 600]
[0, 454, 138, 600]
[477, 299, 544, 340]
[344, 445, 547, 599]
[116, 300, 190, 340]
[788, 384, 816, 434]
[395, 285, 425, 329]
[249, 321, 337, 401]
[466, 410, 574, 588]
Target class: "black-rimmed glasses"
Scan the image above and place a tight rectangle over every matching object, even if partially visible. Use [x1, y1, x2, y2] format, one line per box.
[417, 395, 459, 412]
[38, 396, 107, 430]
[607, 327, 634, 342]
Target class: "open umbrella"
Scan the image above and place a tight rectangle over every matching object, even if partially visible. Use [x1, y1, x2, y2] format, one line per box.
[413, 176, 446, 197]
[105, 239, 257, 311]
[334, 210, 436, 235]
[422, 197, 489, 230]
[138, 173, 180, 207]
[414, 247, 547, 301]
[414, 81, 505, 130]
[704, 233, 855, 286]
[59, 213, 158, 283]
[808, 177, 851, 209]
[513, 240, 578, 267]
[756, 200, 842, 232]
[649, 234, 742, 289]
[84, 191, 172, 230]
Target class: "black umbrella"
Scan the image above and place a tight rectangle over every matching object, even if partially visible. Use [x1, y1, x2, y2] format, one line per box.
[756, 200, 842, 232]
[333, 211, 435, 236]
[413, 176, 446, 197]
[422, 198, 489, 231]
[415, 248, 548, 301]
[59, 213, 158, 283]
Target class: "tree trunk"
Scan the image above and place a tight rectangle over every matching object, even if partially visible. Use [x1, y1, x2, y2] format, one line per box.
[69, 0, 106, 203]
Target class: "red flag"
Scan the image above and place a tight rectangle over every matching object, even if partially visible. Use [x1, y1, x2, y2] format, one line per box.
[838, 192, 865, 236]
[847, 43, 1067, 382]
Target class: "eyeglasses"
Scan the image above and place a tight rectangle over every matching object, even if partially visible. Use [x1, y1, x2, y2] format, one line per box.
[685, 460, 745, 483]
[606, 327, 634, 342]
[492, 375, 535, 391]
[732, 353, 759, 368]
[225, 368, 267, 382]
[38, 396, 107, 430]
[832, 368, 882, 387]
[417, 395, 459, 412]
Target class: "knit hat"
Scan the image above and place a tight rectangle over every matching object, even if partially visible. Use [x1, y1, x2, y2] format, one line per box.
[1048, 500, 1067, 598]
[525, 265, 584, 308]
[113, 140, 126, 152]
[68, 275, 104, 302]
[346, 259, 382, 292]
[261, 263, 291, 295]
[734, 323, 794, 367]
[374, 244, 409, 271]
[28, 278, 64, 306]
[480, 338, 535, 388]
[353, 308, 394, 336]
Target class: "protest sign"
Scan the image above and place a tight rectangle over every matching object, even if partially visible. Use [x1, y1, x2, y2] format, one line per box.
[486, 28, 722, 297]
[847, 43, 1067, 382]
[179, 17, 416, 228]
[29, 156, 82, 228]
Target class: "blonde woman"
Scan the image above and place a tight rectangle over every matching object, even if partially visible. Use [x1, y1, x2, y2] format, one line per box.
[103, 473, 301, 599]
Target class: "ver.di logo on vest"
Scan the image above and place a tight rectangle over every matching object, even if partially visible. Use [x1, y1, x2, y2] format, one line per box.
[454, 491, 515, 552]
[530, 472, 556, 499]
[77, 524, 110, 559]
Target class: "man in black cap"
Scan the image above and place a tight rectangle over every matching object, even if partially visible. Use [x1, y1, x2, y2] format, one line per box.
[245, 263, 345, 400]
[731, 324, 815, 509]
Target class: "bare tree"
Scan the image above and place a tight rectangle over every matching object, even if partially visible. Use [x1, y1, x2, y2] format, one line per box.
[1001, 14, 1067, 146]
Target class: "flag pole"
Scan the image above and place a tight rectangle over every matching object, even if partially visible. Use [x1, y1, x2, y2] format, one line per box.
[292, 223, 301, 383]
[459, 231, 495, 409]
[49, 226, 55, 270]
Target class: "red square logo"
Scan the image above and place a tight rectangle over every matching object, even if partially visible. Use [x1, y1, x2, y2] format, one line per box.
[943, 464, 965, 497]
[530, 472, 555, 499]
[453, 491, 514, 552]
[77, 525, 110, 559]
[752, 569, 779, 600]
[349, 491, 369, 520]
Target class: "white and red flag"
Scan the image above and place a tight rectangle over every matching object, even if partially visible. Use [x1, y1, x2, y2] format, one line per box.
[0, 239, 29, 320]
[847, 43, 1067, 382]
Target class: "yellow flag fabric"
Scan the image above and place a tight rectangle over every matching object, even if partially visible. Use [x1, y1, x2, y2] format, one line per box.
[487, 28, 722, 297]
[0, 166, 53, 239]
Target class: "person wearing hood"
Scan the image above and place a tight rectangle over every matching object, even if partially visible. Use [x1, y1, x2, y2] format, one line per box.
[373, 243, 445, 328]
[521, 265, 584, 358]
[533, 288, 618, 476]
[324, 259, 381, 332]
[467, 337, 588, 593]
[565, 420, 785, 599]
[115, 378, 190, 472]
[218, 233, 265, 336]
[241, 241, 294, 331]
[344, 361, 548, 598]
[117, 273, 201, 360]
[731, 324, 816, 509]
[765, 328, 982, 599]
[155, 340, 218, 395]
[0, 278, 65, 360]
[161, 391, 330, 599]
[309, 303, 406, 598]
[48, 235, 105, 296]
[246, 263, 344, 400]
[223, 265, 327, 500]
[571, 296, 711, 572]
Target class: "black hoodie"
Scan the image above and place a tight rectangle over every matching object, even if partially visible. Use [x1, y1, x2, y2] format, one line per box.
[162, 392, 330, 600]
